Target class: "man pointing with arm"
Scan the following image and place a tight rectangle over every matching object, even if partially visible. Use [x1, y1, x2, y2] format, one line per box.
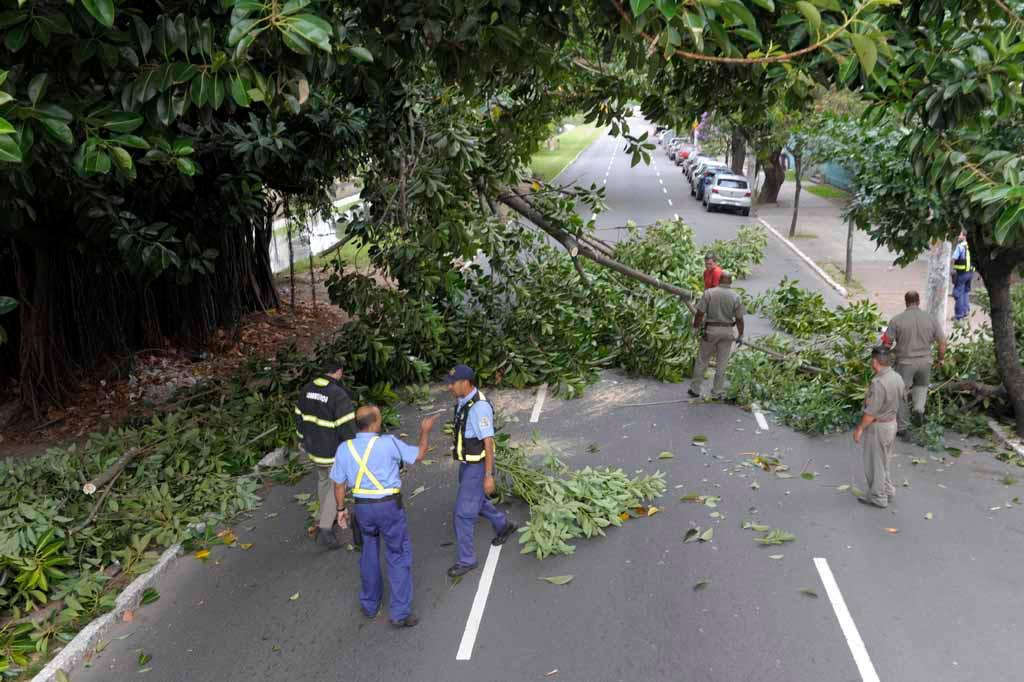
[331, 405, 438, 628]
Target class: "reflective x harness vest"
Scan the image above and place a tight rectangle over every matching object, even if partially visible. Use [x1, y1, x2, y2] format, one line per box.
[453, 391, 488, 463]
[347, 436, 399, 497]
[954, 244, 972, 272]
[294, 377, 356, 466]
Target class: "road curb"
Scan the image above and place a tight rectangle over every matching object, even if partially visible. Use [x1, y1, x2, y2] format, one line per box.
[32, 543, 184, 682]
[757, 217, 849, 298]
[987, 418, 1024, 459]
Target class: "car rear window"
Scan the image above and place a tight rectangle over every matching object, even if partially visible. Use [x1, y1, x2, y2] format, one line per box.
[718, 179, 748, 189]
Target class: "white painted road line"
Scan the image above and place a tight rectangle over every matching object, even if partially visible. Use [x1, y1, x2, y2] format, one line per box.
[752, 404, 769, 431]
[667, 199, 673, 207]
[456, 544, 503, 661]
[530, 384, 548, 423]
[674, 213, 679, 220]
[662, 187, 668, 194]
[814, 558, 881, 682]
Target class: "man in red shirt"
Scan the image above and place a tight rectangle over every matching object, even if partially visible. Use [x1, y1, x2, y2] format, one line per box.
[703, 254, 722, 290]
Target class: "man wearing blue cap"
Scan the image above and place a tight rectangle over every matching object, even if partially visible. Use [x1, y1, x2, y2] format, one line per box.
[444, 364, 517, 577]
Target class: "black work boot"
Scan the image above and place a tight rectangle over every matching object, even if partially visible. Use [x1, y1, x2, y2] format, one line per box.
[492, 521, 518, 546]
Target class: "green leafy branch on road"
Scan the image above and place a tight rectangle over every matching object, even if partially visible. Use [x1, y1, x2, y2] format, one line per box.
[496, 437, 666, 559]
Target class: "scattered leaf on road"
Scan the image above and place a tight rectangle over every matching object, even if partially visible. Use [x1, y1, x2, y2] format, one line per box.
[240, 543, 254, 550]
[769, 554, 784, 560]
[925, 512, 934, 520]
[216, 529, 237, 545]
[709, 511, 722, 519]
[799, 588, 818, 598]
[546, 669, 559, 677]
[884, 527, 899, 534]
[683, 528, 700, 543]
[742, 521, 771, 532]
[750, 480, 760, 490]
[945, 447, 962, 458]
[293, 493, 312, 503]
[658, 451, 675, 459]
[56, 671, 70, 682]
[194, 549, 210, 560]
[619, 511, 630, 522]
[776, 472, 793, 479]
[140, 587, 159, 606]
[645, 505, 660, 517]
[265, 512, 279, 519]
[138, 652, 151, 666]
[911, 458, 926, 465]
[755, 529, 796, 545]
[95, 639, 110, 653]
[538, 575, 574, 585]
[699, 527, 714, 542]
[836, 484, 851, 492]
[692, 435, 708, 445]
[409, 485, 427, 499]
[680, 492, 702, 502]
[693, 578, 710, 590]
[703, 495, 721, 508]
[800, 472, 815, 480]
[289, 592, 300, 601]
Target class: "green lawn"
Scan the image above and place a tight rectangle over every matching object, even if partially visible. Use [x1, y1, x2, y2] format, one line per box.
[285, 238, 372, 276]
[530, 123, 605, 181]
[805, 183, 851, 201]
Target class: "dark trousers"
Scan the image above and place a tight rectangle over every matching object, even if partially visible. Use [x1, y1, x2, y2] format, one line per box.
[454, 461, 506, 567]
[953, 271, 972, 320]
[354, 500, 413, 622]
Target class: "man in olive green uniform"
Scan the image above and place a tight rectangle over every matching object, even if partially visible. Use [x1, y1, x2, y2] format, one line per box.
[853, 347, 905, 508]
[884, 291, 946, 431]
[689, 271, 745, 400]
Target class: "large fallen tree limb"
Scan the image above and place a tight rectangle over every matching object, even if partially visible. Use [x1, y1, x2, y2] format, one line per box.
[497, 192, 697, 313]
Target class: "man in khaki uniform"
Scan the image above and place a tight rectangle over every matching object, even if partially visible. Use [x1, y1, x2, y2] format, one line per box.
[853, 346, 905, 508]
[688, 271, 745, 399]
[884, 291, 946, 431]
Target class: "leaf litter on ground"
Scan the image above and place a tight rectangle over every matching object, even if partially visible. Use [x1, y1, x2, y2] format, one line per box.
[538, 575, 573, 585]
[754, 529, 796, 545]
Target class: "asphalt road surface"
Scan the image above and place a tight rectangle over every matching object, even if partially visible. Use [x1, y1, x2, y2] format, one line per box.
[73, 126, 1024, 682]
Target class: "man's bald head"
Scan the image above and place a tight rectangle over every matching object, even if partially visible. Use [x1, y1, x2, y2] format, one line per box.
[355, 405, 382, 432]
[719, 271, 733, 285]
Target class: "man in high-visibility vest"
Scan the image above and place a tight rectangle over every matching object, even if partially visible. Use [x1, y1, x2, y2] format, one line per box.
[444, 364, 517, 578]
[331, 405, 439, 627]
[294, 360, 358, 549]
[951, 230, 973, 322]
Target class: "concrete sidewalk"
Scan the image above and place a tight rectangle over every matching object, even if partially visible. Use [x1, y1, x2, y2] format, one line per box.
[755, 178, 989, 333]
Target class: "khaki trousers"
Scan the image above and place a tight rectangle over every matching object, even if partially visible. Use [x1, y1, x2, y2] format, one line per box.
[863, 421, 897, 507]
[895, 360, 931, 428]
[691, 326, 735, 397]
[316, 466, 338, 530]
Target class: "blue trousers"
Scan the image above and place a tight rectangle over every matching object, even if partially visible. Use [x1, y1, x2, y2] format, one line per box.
[953, 271, 973, 320]
[455, 462, 507, 567]
[353, 500, 413, 622]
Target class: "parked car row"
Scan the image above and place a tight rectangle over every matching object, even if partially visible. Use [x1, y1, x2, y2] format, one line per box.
[657, 128, 751, 216]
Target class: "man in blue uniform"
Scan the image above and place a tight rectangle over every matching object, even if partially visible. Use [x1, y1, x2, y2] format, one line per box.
[951, 231, 973, 322]
[331, 405, 439, 628]
[443, 364, 517, 578]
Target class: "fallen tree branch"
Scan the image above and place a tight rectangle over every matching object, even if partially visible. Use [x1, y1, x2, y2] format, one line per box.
[498, 192, 697, 313]
[72, 468, 125, 533]
[82, 448, 141, 495]
[942, 379, 1007, 399]
[736, 339, 827, 374]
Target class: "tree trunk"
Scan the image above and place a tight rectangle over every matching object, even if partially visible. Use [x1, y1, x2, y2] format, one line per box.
[973, 234, 1024, 435]
[789, 151, 803, 237]
[756, 149, 785, 204]
[730, 129, 746, 176]
[845, 217, 855, 285]
[924, 240, 951, 323]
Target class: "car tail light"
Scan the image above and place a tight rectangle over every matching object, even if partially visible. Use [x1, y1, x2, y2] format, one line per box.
[744, 191, 751, 196]
[711, 188, 719, 194]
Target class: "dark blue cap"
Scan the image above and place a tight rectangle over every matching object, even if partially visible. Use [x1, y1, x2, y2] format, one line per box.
[444, 364, 476, 384]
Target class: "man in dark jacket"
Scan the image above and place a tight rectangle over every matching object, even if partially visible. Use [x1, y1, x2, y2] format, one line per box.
[295, 359, 359, 549]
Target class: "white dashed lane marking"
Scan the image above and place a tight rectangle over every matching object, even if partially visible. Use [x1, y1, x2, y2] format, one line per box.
[814, 558, 881, 682]
[456, 544, 503, 661]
